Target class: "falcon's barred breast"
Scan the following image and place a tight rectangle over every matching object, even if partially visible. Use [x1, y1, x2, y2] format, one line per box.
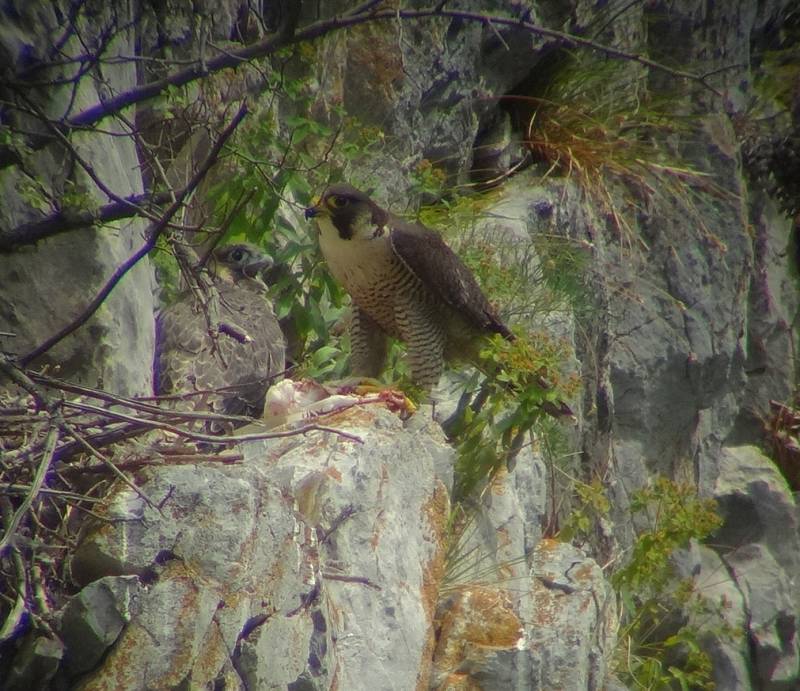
[154, 243, 286, 430]
[304, 183, 513, 390]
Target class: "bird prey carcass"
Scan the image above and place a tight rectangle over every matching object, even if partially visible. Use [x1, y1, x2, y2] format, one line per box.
[154, 243, 286, 431]
[304, 184, 513, 391]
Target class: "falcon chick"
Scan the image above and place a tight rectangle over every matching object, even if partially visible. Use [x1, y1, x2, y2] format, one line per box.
[154, 243, 286, 430]
[304, 184, 513, 391]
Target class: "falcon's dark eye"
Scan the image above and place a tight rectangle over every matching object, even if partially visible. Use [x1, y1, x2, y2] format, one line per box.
[231, 248, 245, 262]
[329, 195, 349, 208]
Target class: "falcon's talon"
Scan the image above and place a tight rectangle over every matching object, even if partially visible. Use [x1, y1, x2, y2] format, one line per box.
[324, 377, 417, 417]
[376, 389, 417, 418]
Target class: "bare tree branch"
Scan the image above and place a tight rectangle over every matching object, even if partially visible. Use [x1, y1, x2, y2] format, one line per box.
[13, 90, 164, 224]
[0, 3, 721, 170]
[0, 3, 725, 255]
[18, 102, 248, 366]
[0, 356, 62, 557]
[0, 190, 174, 251]
[29, 372, 267, 426]
[60, 419, 161, 512]
[0, 169, 250, 251]
[0, 352, 50, 410]
[63, 399, 365, 445]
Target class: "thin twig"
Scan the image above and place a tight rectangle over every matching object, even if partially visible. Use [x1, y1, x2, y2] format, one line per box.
[49, 422, 150, 465]
[322, 572, 381, 590]
[71, 452, 245, 472]
[30, 371, 270, 425]
[0, 485, 103, 502]
[60, 420, 162, 512]
[0, 353, 50, 410]
[344, 0, 387, 17]
[62, 399, 364, 444]
[485, 17, 510, 51]
[0, 498, 28, 643]
[14, 91, 164, 224]
[0, 417, 60, 556]
[0, 189, 175, 251]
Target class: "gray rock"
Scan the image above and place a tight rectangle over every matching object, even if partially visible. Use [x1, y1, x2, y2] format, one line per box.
[449, 446, 547, 591]
[471, 110, 520, 185]
[726, 544, 799, 689]
[59, 575, 141, 676]
[713, 446, 800, 607]
[511, 447, 549, 558]
[308, 3, 552, 201]
[432, 584, 529, 690]
[0, 2, 155, 396]
[71, 403, 452, 689]
[4, 634, 64, 691]
[70, 459, 271, 586]
[526, 540, 617, 691]
[235, 606, 330, 690]
[672, 541, 750, 691]
[712, 445, 800, 688]
[405, 403, 457, 489]
[432, 540, 616, 690]
[2, 1, 798, 688]
[731, 192, 799, 441]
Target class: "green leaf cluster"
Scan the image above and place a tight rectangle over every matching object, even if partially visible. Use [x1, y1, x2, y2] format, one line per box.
[190, 48, 415, 378]
[557, 477, 611, 543]
[612, 477, 725, 691]
[417, 190, 584, 502]
[191, 67, 353, 377]
[613, 478, 721, 593]
[450, 330, 578, 501]
[408, 158, 448, 200]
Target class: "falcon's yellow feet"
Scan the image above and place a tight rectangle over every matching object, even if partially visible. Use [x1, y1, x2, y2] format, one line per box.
[323, 377, 419, 418]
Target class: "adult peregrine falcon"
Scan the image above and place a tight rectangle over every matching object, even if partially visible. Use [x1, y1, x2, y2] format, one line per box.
[304, 184, 513, 390]
[154, 243, 286, 430]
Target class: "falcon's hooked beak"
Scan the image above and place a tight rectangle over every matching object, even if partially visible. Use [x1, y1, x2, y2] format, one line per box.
[304, 197, 324, 220]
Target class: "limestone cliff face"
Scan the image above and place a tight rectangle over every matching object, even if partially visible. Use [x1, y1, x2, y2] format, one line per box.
[1, 1, 798, 689]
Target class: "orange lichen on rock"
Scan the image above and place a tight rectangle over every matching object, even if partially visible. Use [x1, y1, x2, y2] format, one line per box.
[417, 481, 451, 689]
[431, 585, 524, 686]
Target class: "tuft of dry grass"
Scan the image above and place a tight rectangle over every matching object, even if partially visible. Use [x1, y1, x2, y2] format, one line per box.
[765, 398, 800, 491]
[503, 53, 734, 250]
